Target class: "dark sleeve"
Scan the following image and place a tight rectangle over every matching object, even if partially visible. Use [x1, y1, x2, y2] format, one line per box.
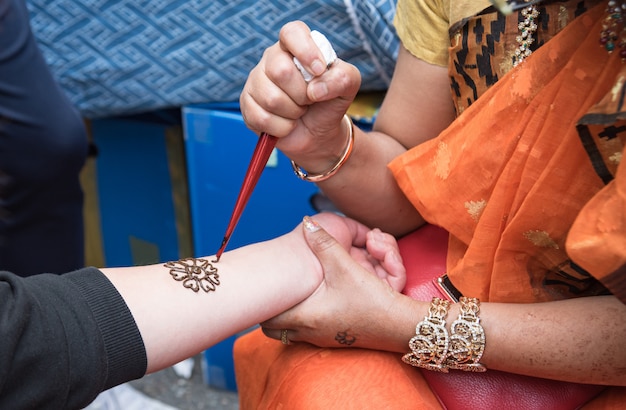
[0, 267, 147, 409]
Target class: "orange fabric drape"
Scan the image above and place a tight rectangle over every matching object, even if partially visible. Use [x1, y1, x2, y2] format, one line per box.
[390, 3, 624, 303]
[567, 159, 626, 304]
[234, 330, 442, 409]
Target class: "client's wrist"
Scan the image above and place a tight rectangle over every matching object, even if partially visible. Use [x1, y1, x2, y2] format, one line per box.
[280, 222, 325, 289]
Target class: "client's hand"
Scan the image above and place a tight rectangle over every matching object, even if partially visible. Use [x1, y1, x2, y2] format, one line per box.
[262, 214, 409, 349]
[309, 212, 405, 291]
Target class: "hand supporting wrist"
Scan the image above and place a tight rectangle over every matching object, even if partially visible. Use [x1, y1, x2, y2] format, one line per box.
[291, 114, 354, 182]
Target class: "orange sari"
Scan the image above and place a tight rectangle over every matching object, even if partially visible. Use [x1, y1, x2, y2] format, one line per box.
[390, 3, 625, 304]
[234, 3, 626, 408]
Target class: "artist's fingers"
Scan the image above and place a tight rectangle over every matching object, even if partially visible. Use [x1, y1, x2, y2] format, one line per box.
[279, 21, 328, 80]
[302, 215, 353, 266]
[240, 44, 307, 137]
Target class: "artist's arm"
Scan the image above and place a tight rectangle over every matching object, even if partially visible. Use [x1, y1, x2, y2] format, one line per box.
[240, 22, 456, 236]
[262, 224, 626, 386]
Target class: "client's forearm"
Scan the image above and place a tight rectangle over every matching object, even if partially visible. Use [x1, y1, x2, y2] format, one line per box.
[103, 230, 320, 373]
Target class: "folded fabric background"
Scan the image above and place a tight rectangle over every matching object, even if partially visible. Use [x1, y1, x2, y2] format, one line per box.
[26, 0, 398, 118]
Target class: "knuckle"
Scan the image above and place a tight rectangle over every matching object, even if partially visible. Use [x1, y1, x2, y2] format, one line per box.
[335, 67, 361, 95]
[243, 106, 271, 133]
[267, 59, 296, 84]
[312, 231, 336, 252]
[264, 89, 284, 112]
[254, 110, 274, 133]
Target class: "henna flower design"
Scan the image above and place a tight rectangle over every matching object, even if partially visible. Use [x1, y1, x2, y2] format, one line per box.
[164, 257, 220, 293]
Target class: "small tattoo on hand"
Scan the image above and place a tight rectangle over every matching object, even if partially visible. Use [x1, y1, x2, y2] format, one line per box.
[335, 331, 356, 345]
[165, 257, 220, 293]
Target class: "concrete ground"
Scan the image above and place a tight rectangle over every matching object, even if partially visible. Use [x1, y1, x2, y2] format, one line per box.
[85, 355, 239, 410]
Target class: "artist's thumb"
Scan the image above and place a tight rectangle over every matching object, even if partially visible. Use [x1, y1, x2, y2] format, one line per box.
[302, 215, 351, 273]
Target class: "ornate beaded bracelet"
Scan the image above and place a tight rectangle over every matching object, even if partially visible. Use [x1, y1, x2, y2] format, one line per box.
[402, 297, 451, 372]
[447, 297, 487, 372]
[291, 114, 354, 182]
[402, 297, 487, 372]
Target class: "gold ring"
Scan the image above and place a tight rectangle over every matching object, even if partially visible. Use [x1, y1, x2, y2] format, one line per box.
[280, 329, 290, 345]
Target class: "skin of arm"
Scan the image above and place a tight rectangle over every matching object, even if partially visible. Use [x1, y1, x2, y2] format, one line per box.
[101, 212, 405, 374]
[262, 224, 626, 386]
[240, 22, 456, 236]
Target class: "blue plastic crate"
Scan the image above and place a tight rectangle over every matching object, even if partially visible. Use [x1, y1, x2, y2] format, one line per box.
[183, 103, 319, 253]
[91, 111, 184, 267]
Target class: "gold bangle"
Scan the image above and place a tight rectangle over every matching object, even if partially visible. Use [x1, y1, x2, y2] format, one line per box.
[446, 297, 487, 372]
[402, 297, 451, 373]
[291, 114, 354, 182]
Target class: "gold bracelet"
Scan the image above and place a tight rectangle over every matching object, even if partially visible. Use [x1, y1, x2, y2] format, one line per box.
[291, 114, 354, 182]
[402, 297, 451, 373]
[446, 297, 487, 372]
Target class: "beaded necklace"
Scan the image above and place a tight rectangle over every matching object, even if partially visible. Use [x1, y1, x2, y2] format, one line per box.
[497, 0, 623, 66]
[600, 0, 626, 58]
[513, 3, 540, 66]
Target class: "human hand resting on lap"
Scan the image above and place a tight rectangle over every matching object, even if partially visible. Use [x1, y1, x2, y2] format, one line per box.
[263, 215, 411, 349]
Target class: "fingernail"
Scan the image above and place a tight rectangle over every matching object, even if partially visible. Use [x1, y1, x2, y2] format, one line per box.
[303, 216, 321, 232]
[310, 59, 325, 76]
[310, 82, 328, 100]
[371, 228, 383, 241]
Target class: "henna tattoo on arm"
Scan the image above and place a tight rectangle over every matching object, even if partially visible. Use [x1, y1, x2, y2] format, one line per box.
[164, 257, 220, 293]
[335, 331, 357, 346]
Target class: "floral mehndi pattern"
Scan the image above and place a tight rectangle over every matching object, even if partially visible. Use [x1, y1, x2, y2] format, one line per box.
[165, 257, 220, 293]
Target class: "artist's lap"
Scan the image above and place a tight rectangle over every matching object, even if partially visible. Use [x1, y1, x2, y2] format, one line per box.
[233, 328, 441, 409]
